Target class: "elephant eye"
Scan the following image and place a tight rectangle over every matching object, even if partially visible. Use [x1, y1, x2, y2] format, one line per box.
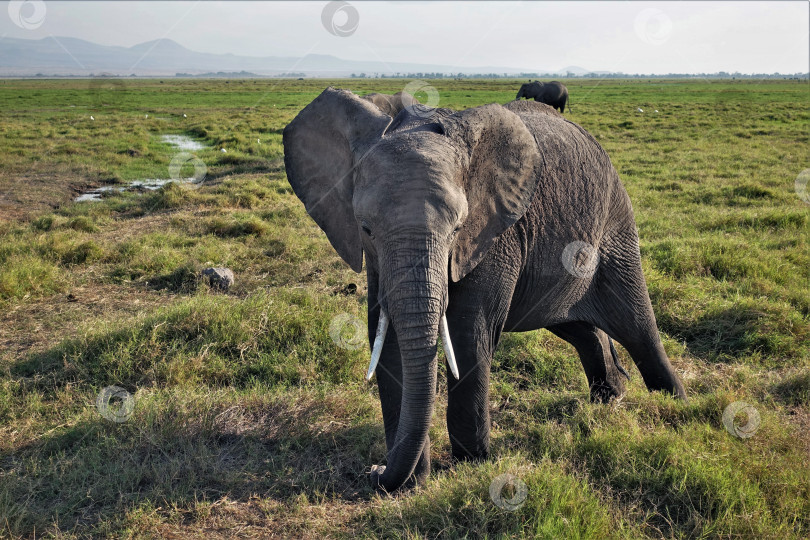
[361, 224, 374, 239]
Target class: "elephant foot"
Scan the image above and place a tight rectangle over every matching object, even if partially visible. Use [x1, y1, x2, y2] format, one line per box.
[588, 339, 628, 403]
[589, 380, 625, 403]
[449, 440, 489, 463]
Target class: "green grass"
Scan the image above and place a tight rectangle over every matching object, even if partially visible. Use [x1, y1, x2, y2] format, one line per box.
[0, 78, 808, 538]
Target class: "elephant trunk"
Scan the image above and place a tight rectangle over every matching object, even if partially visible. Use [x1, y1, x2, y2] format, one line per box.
[372, 240, 446, 492]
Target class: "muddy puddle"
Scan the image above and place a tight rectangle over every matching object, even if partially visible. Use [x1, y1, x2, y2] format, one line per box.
[159, 134, 207, 151]
[75, 134, 207, 202]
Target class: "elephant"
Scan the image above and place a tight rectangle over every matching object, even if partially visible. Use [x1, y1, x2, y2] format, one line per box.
[361, 91, 420, 117]
[516, 80, 569, 113]
[283, 87, 686, 493]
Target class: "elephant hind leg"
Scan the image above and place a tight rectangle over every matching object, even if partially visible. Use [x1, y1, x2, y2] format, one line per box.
[547, 321, 628, 403]
[590, 246, 687, 399]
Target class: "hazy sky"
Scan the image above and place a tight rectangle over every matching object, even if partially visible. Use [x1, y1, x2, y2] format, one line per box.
[3, 1, 808, 74]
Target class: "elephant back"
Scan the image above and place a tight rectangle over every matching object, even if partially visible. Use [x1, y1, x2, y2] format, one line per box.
[361, 91, 420, 118]
[502, 100, 626, 228]
[505, 99, 562, 118]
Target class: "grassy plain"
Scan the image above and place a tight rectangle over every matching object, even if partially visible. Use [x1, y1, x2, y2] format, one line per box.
[0, 77, 808, 538]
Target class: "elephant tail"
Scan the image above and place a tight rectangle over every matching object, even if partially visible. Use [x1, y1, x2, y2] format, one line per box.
[610, 340, 631, 380]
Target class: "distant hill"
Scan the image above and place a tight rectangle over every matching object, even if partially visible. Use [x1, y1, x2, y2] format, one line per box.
[0, 36, 578, 77]
[7, 36, 797, 79]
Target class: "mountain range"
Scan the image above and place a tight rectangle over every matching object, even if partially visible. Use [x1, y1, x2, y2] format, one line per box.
[0, 36, 597, 77]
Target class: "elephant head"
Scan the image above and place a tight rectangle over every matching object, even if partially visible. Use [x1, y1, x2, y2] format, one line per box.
[283, 87, 542, 491]
[516, 82, 535, 100]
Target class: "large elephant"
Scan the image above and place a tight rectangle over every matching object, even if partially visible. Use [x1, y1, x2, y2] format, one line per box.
[516, 80, 569, 113]
[283, 88, 686, 493]
[361, 91, 420, 117]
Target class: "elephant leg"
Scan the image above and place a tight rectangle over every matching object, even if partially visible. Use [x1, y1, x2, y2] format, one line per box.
[444, 272, 513, 462]
[446, 353, 493, 461]
[546, 321, 628, 403]
[591, 252, 687, 399]
[444, 317, 496, 462]
[368, 281, 430, 487]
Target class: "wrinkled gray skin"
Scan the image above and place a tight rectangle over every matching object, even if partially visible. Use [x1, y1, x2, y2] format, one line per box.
[361, 91, 420, 117]
[283, 88, 686, 493]
[516, 81, 570, 113]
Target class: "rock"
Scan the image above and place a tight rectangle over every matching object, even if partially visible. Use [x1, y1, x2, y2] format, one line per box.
[201, 267, 234, 291]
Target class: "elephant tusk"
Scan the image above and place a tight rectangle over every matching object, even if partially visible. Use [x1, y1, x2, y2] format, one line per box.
[440, 315, 460, 380]
[365, 310, 389, 381]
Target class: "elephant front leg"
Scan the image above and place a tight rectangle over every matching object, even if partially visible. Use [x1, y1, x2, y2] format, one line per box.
[446, 353, 492, 462]
[444, 310, 497, 462]
[368, 302, 430, 488]
[443, 261, 516, 463]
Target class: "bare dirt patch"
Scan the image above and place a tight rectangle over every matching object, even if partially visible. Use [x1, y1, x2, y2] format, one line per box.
[0, 282, 175, 363]
[0, 171, 106, 221]
[147, 497, 365, 539]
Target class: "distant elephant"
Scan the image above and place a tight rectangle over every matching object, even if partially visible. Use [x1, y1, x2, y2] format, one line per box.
[516, 80, 569, 113]
[283, 88, 686, 493]
[361, 91, 420, 117]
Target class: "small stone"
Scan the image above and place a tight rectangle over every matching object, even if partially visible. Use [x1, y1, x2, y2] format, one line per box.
[201, 267, 234, 291]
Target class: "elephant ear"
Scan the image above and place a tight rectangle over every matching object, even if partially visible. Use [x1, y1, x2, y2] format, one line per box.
[440, 104, 542, 282]
[283, 87, 392, 272]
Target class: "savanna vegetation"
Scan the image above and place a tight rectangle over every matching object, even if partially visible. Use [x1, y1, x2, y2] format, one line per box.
[0, 77, 808, 538]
